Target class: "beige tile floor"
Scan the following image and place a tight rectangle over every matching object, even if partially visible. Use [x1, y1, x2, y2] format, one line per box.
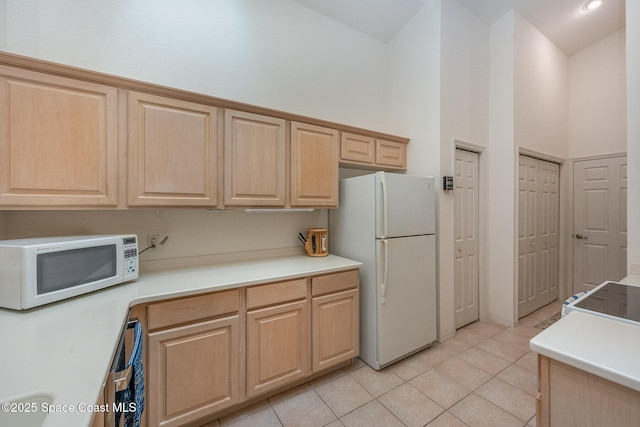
[203, 299, 564, 427]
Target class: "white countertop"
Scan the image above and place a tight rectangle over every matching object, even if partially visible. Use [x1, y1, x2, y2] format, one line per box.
[530, 274, 640, 393]
[0, 254, 361, 427]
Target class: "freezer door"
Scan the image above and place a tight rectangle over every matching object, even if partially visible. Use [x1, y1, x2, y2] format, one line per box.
[376, 234, 436, 367]
[375, 172, 435, 238]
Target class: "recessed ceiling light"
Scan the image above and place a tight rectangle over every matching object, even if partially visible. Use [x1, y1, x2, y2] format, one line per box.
[583, 0, 603, 11]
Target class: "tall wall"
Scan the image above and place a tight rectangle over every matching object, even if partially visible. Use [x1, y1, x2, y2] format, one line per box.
[439, 1, 490, 336]
[487, 11, 517, 326]
[514, 14, 569, 160]
[1, 0, 387, 130]
[386, 0, 445, 335]
[569, 29, 627, 159]
[0, 0, 390, 262]
[628, 1, 640, 274]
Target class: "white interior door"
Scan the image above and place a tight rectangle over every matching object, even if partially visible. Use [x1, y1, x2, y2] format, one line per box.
[454, 149, 479, 329]
[518, 155, 560, 318]
[573, 156, 627, 293]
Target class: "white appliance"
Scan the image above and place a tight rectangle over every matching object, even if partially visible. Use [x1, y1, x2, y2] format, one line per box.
[329, 172, 436, 369]
[0, 234, 139, 310]
[562, 281, 640, 327]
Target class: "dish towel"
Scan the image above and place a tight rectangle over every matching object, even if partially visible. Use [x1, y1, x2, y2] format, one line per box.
[115, 321, 145, 427]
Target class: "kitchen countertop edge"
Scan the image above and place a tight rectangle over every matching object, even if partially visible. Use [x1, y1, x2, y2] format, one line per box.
[530, 275, 640, 393]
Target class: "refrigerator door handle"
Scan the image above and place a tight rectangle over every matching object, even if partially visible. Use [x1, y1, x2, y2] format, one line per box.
[381, 239, 389, 304]
[380, 173, 388, 238]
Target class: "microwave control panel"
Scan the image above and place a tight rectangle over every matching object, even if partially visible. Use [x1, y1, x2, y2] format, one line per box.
[123, 236, 139, 279]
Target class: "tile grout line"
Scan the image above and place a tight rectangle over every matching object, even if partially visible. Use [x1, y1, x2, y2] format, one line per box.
[214, 301, 562, 426]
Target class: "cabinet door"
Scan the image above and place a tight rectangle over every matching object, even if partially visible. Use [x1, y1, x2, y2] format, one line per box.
[127, 91, 218, 206]
[224, 110, 286, 207]
[290, 122, 339, 207]
[376, 139, 407, 169]
[0, 66, 118, 206]
[148, 315, 241, 427]
[246, 300, 310, 398]
[312, 289, 359, 372]
[340, 132, 375, 165]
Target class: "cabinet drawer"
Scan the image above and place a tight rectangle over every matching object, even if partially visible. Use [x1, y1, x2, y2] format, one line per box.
[312, 270, 359, 297]
[246, 279, 307, 309]
[148, 289, 240, 330]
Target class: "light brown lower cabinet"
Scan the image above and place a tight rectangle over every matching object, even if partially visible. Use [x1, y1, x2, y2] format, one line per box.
[311, 270, 359, 372]
[537, 355, 640, 427]
[246, 299, 310, 398]
[136, 269, 358, 426]
[90, 385, 106, 427]
[148, 315, 241, 427]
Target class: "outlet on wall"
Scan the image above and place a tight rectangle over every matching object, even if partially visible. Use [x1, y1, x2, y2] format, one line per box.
[147, 235, 159, 249]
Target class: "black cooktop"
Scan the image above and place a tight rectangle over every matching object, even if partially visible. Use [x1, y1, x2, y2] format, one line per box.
[574, 282, 640, 323]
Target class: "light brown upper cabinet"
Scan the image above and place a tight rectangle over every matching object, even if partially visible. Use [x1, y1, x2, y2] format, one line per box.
[339, 132, 407, 171]
[290, 122, 339, 208]
[376, 139, 407, 169]
[224, 110, 286, 207]
[340, 132, 376, 166]
[127, 91, 219, 207]
[0, 66, 118, 207]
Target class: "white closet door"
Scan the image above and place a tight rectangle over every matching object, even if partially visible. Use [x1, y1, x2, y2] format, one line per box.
[454, 149, 479, 329]
[518, 155, 560, 318]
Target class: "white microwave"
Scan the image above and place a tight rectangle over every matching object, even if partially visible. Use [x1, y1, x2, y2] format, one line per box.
[0, 235, 138, 310]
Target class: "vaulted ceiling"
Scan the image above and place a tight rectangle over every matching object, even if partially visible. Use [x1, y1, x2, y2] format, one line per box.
[292, 0, 625, 56]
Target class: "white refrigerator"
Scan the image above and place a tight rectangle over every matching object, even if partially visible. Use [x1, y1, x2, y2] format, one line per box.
[329, 172, 436, 370]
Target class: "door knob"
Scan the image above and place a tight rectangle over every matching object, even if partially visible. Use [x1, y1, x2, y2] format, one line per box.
[575, 234, 587, 240]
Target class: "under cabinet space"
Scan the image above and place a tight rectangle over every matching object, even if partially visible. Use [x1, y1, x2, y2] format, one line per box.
[0, 65, 119, 207]
[224, 109, 287, 207]
[127, 91, 219, 207]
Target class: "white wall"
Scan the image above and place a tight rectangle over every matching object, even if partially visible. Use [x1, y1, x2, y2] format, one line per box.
[487, 11, 517, 326]
[0, 0, 391, 263]
[2, 0, 388, 131]
[628, 1, 640, 273]
[484, 11, 571, 326]
[386, 0, 441, 176]
[439, 0, 489, 336]
[514, 14, 569, 160]
[2, 210, 327, 263]
[386, 0, 444, 336]
[569, 29, 627, 159]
